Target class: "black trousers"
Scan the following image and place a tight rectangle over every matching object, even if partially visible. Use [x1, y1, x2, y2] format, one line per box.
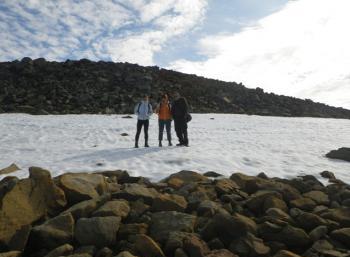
[135, 119, 149, 143]
[174, 117, 188, 145]
[159, 120, 172, 141]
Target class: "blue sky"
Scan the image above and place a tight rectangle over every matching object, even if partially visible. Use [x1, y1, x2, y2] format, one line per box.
[0, 0, 349, 109]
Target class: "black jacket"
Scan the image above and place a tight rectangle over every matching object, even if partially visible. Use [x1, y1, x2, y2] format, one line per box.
[171, 97, 188, 118]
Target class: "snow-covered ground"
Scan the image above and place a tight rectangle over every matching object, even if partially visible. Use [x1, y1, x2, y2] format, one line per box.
[0, 113, 349, 183]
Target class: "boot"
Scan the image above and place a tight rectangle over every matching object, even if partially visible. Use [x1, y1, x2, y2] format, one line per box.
[135, 142, 139, 148]
[159, 141, 162, 147]
[168, 140, 172, 146]
[145, 139, 149, 147]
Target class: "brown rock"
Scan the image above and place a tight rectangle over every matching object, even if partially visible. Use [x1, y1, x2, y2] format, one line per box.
[0, 167, 66, 250]
[44, 244, 74, 257]
[151, 193, 187, 212]
[134, 234, 165, 257]
[330, 228, 350, 246]
[290, 197, 316, 211]
[162, 170, 209, 185]
[0, 163, 20, 175]
[215, 179, 239, 195]
[263, 196, 288, 213]
[320, 208, 350, 227]
[118, 223, 148, 239]
[115, 252, 137, 257]
[295, 212, 328, 231]
[29, 213, 74, 250]
[229, 233, 270, 257]
[205, 249, 238, 257]
[0, 251, 22, 257]
[273, 250, 302, 257]
[112, 183, 158, 205]
[303, 191, 330, 206]
[183, 235, 210, 257]
[92, 200, 130, 218]
[57, 173, 107, 204]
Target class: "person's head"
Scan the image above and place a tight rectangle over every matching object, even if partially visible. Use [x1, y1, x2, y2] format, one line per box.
[173, 91, 180, 100]
[161, 93, 169, 103]
[143, 94, 149, 102]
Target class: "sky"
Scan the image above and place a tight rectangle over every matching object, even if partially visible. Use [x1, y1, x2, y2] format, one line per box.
[0, 0, 349, 109]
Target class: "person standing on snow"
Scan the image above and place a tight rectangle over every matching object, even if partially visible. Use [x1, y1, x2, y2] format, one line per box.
[171, 91, 190, 147]
[155, 93, 172, 147]
[134, 94, 153, 148]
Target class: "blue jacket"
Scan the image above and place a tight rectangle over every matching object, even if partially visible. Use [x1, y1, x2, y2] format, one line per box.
[134, 101, 153, 120]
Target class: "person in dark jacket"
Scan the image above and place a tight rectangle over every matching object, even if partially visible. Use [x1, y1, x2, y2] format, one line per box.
[171, 92, 189, 147]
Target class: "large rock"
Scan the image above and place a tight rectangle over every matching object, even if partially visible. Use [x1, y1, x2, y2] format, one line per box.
[258, 222, 310, 248]
[133, 234, 165, 257]
[112, 183, 158, 205]
[44, 244, 74, 257]
[29, 213, 74, 250]
[150, 211, 197, 243]
[205, 249, 238, 257]
[214, 178, 239, 195]
[92, 200, 130, 218]
[75, 216, 121, 247]
[290, 197, 316, 211]
[294, 212, 328, 231]
[0, 251, 22, 257]
[0, 163, 20, 175]
[151, 193, 188, 212]
[303, 191, 330, 206]
[201, 211, 257, 241]
[273, 250, 302, 257]
[330, 228, 350, 246]
[57, 173, 107, 204]
[320, 208, 350, 227]
[326, 147, 350, 162]
[0, 167, 66, 250]
[62, 194, 111, 219]
[118, 223, 148, 239]
[183, 234, 210, 257]
[229, 233, 270, 257]
[162, 170, 209, 186]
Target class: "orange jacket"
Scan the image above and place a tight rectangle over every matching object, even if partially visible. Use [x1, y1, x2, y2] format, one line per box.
[157, 102, 172, 120]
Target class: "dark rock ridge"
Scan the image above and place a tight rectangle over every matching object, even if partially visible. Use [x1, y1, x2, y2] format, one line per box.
[326, 148, 350, 162]
[1, 168, 350, 257]
[1, 57, 350, 118]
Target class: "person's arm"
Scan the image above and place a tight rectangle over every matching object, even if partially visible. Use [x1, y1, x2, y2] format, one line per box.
[183, 98, 189, 114]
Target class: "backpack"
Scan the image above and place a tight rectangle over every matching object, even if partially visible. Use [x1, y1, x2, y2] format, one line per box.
[137, 102, 152, 114]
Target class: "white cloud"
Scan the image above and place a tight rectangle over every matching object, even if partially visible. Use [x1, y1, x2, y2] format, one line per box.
[0, 0, 207, 66]
[169, 0, 350, 109]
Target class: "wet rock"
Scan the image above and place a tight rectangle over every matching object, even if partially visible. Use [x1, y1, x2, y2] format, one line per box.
[75, 216, 121, 247]
[112, 184, 158, 205]
[57, 173, 107, 204]
[151, 193, 188, 212]
[92, 200, 130, 218]
[150, 211, 196, 243]
[29, 213, 74, 250]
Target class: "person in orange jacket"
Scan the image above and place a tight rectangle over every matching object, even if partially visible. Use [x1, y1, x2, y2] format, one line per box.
[155, 93, 172, 147]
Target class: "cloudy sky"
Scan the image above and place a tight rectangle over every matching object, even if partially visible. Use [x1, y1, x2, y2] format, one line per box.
[1, 0, 349, 109]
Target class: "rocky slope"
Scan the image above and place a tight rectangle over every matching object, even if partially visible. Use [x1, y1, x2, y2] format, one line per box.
[1, 167, 350, 257]
[1, 57, 350, 118]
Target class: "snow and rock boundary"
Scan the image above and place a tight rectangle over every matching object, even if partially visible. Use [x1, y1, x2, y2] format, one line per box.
[1, 167, 350, 257]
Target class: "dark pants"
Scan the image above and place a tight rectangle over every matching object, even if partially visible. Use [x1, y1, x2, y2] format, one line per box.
[159, 120, 172, 141]
[174, 117, 188, 145]
[135, 119, 149, 144]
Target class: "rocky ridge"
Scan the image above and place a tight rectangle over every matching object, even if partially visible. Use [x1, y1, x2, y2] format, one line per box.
[1, 168, 350, 257]
[1, 57, 350, 118]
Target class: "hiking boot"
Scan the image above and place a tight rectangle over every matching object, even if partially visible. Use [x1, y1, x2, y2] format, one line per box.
[159, 141, 162, 147]
[168, 141, 172, 146]
[135, 143, 139, 148]
[176, 143, 183, 146]
[145, 143, 149, 147]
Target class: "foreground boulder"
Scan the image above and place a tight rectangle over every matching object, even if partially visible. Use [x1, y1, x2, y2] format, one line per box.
[74, 216, 121, 248]
[0, 167, 66, 251]
[57, 173, 107, 204]
[326, 147, 350, 162]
